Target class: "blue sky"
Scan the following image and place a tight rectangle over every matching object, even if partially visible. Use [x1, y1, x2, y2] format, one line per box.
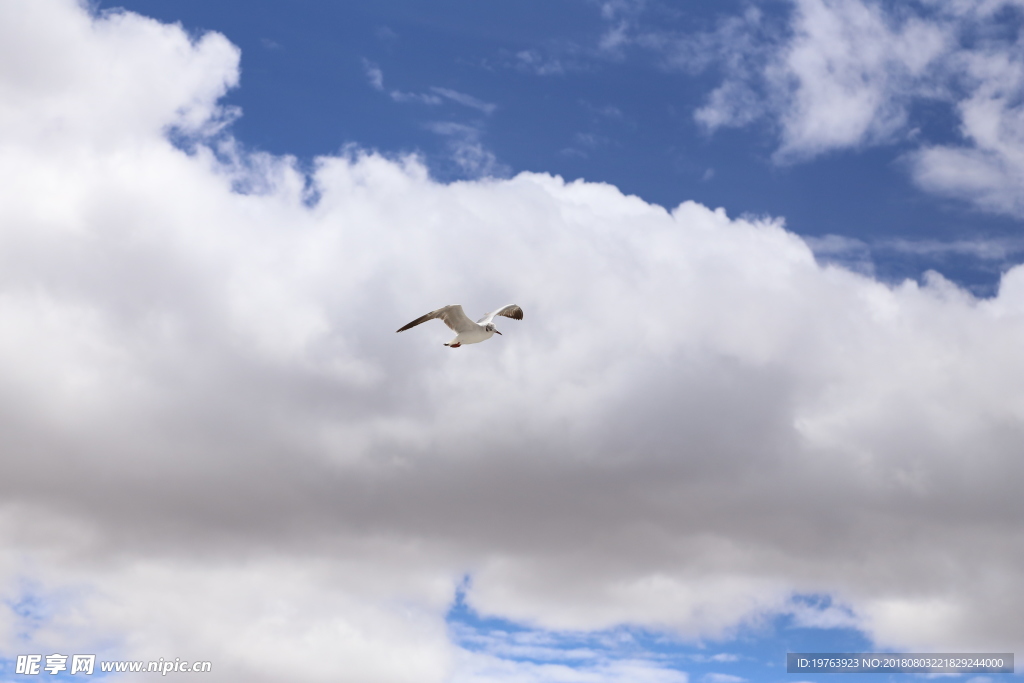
[2, 1, 1024, 681]
[100, 0, 1024, 294]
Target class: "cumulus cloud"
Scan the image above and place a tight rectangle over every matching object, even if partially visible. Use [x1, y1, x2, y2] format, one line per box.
[5, 1, 1024, 682]
[0, 0, 240, 143]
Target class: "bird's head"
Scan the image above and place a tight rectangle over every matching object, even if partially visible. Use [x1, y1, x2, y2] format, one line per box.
[485, 323, 501, 335]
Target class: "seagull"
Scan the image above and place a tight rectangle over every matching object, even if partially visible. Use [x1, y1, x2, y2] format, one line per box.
[396, 304, 524, 348]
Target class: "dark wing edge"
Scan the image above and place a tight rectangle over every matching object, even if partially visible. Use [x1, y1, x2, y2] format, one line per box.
[396, 311, 437, 333]
[396, 305, 466, 333]
[478, 304, 524, 323]
[496, 304, 524, 321]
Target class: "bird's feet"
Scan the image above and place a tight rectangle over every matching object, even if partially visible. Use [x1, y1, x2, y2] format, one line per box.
[445, 342, 462, 348]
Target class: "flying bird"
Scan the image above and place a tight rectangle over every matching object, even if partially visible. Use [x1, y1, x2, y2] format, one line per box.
[396, 304, 524, 348]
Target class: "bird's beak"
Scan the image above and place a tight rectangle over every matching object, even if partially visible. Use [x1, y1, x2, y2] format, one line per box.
[495, 329, 502, 335]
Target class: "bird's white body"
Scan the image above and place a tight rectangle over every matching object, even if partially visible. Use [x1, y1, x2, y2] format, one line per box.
[446, 324, 496, 347]
[396, 304, 524, 348]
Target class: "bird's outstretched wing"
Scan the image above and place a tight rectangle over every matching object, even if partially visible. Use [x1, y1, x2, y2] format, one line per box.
[396, 305, 476, 333]
[477, 304, 524, 325]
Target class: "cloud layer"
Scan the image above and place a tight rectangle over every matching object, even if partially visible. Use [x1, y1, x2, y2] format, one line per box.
[646, 0, 1024, 216]
[3, 1, 1024, 681]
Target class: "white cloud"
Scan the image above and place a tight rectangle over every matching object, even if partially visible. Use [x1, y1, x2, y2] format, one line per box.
[453, 651, 688, 683]
[657, 0, 1024, 213]
[424, 121, 509, 177]
[0, 0, 240, 144]
[593, 0, 646, 58]
[363, 58, 385, 91]
[693, 81, 763, 131]
[510, 0, 647, 76]
[701, 674, 745, 683]
[908, 35, 1024, 216]
[689, 654, 739, 664]
[449, 622, 689, 679]
[597, 0, 647, 22]
[785, 597, 860, 630]
[804, 233, 1024, 283]
[766, 0, 950, 160]
[599, 22, 631, 55]
[684, 0, 1024, 215]
[5, 1, 1024, 681]
[431, 87, 498, 115]
[687, 0, 951, 161]
[361, 61, 446, 106]
[878, 236, 1024, 261]
[391, 89, 444, 105]
[0, 549, 455, 682]
[367, 78, 496, 114]
[802, 234, 876, 276]
[515, 50, 568, 76]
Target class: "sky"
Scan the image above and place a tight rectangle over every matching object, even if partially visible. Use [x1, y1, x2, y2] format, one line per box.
[1, 1, 1023, 682]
